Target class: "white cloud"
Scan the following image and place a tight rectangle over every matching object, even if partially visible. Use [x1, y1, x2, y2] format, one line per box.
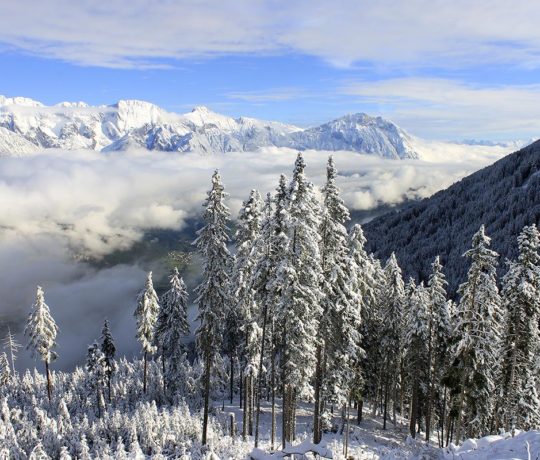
[342, 78, 540, 139]
[1, 1, 540, 69]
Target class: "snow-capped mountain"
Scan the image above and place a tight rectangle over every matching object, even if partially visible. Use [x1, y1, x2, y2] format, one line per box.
[0, 96, 418, 159]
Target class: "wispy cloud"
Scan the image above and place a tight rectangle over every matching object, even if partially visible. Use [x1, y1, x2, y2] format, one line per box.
[2, 1, 540, 69]
[342, 78, 540, 139]
[226, 87, 309, 103]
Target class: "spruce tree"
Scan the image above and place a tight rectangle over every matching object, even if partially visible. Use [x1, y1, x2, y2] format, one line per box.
[25, 286, 58, 402]
[453, 225, 501, 440]
[100, 319, 116, 402]
[86, 342, 107, 417]
[155, 267, 189, 394]
[0, 352, 10, 386]
[276, 153, 322, 446]
[498, 224, 540, 430]
[134, 271, 160, 394]
[425, 256, 452, 443]
[379, 253, 405, 429]
[194, 170, 232, 445]
[315, 156, 360, 443]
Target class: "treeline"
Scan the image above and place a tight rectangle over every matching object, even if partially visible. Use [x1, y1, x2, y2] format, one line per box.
[1, 153, 540, 458]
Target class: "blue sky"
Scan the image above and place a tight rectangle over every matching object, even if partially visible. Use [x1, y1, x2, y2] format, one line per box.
[1, 0, 540, 140]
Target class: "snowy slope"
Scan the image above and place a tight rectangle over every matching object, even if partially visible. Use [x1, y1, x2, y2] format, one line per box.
[0, 96, 419, 158]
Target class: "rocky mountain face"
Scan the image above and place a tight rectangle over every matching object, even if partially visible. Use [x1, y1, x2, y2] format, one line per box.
[0, 96, 418, 159]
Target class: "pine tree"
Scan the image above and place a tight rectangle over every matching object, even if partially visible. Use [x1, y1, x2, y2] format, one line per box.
[0, 352, 10, 385]
[230, 188, 262, 429]
[453, 225, 501, 440]
[134, 271, 160, 394]
[314, 156, 360, 443]
[403, 280, 429, 437]
[100, 319, 116, 402]
[25, 286, 58, 402]
[425, 256, 452, 444]
[86, 342, 107, 417]
[155, 267, 189, 394]
[193, 170, 232, 445]
[498, 224, 540, 430]
[276, 153, 323, 446]
[379, 253, 405, 429]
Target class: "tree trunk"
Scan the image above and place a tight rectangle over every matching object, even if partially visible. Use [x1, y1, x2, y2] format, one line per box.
[202, 353, 211, 445]
[239, 368, 243, 409]
[45, 360, 52, 402]
[108, 373, 112, 403]
[255, 302, 269, 447]
[344, 400, 350, 458]
[243, 374, 249, 441]
[313, 345, 323, 444]
[271, 328, 276, 451]
[383, 374, 389, 430]
[410, 379, 418, 438]
[357, 399, 363, 424]
[143, 351, 148, 394]
[426, 316, 434, 442]
[230, 355, 234, 404]
[454, 375, 467, 444]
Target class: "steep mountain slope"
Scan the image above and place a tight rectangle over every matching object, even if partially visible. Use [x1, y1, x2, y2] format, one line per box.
[363, 140, 540, 294]
[0, 96, 418, 158]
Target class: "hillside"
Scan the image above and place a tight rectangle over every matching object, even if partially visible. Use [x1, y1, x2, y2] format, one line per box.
[363, 139, 540, 294]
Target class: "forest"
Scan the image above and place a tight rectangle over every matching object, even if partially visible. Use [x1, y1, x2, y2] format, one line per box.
[1, 153, 539, 459]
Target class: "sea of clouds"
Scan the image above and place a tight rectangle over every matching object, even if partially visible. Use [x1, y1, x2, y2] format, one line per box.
[0, 146, 507, 370]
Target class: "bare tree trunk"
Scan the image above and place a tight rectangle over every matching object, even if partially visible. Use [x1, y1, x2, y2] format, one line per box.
[343, 400, 350, 458]
[357, 399, 363, 424]
[255, 302, 269, 447]
[454, 375, 467, 444]
[239, 367, 243, 409]
[410, 380, 418, 438]
[383, 375, 389, 430]
[243, 374, 249, 441]
[45, 360, 52, 402]
[313, 345, 323, 444]
[202, 354, 211, 445]
[108, 374, 112, 403]
[282, 384, 288, 449]
[271, 329, 276, 451]
[230, 355, 234, 404]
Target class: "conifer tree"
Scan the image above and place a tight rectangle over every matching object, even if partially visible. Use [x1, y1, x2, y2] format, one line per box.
[403, 280, 429, 438]
[134, 271, 160, 394]
[230, 189, 262, 422]
[194, 170, 232, 445]
[0, 352, 10, 386]
[100, 319, 116, 402]
[276, 153, 322, 446]
[314, 156, 360, 443]
[498, 224, 540, 430]
[155, 267, 189, 393]
[425, 256, 452, 442]
[453, 225, 501, 440]
[379, 253, 405, 429]
[25, 286, 58, 402]
[86, 342, 107, 417]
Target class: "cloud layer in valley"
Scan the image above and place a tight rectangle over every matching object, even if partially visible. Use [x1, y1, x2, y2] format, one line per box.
[0, 146, 511, 370]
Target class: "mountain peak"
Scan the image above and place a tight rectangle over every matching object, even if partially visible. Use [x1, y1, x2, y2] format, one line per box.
[191, 105, 211, 113]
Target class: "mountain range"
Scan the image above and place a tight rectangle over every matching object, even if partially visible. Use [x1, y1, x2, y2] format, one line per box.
[0, 95, 421, 158]
[363, 140, 540, 295]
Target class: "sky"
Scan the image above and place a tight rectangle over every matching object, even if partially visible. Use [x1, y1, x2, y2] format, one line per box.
[0, 0, 540, 140]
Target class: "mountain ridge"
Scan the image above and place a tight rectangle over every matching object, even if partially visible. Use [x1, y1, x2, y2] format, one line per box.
[0, 95, 418, 158]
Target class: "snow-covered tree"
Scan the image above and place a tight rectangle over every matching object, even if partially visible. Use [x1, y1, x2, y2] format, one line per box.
[193, 170, 232, 445]
[25, 286, 58, 401]
[134, 271, 160, 394]
[86, 342, 107, 417]
[403, 280, 429, 437]
[314, 156, 360, 443]
[0, 352, 10, 385]
[498, 224, 540, 430]
[230, 188, 262, 420]
[452, 225, 502, 440]
[425, 256, 452, 442]
[379, 253, 405, 428]
[275, 153, 323, 445]
[155, 267, 189, 394]
[100, 319, 116, 401]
